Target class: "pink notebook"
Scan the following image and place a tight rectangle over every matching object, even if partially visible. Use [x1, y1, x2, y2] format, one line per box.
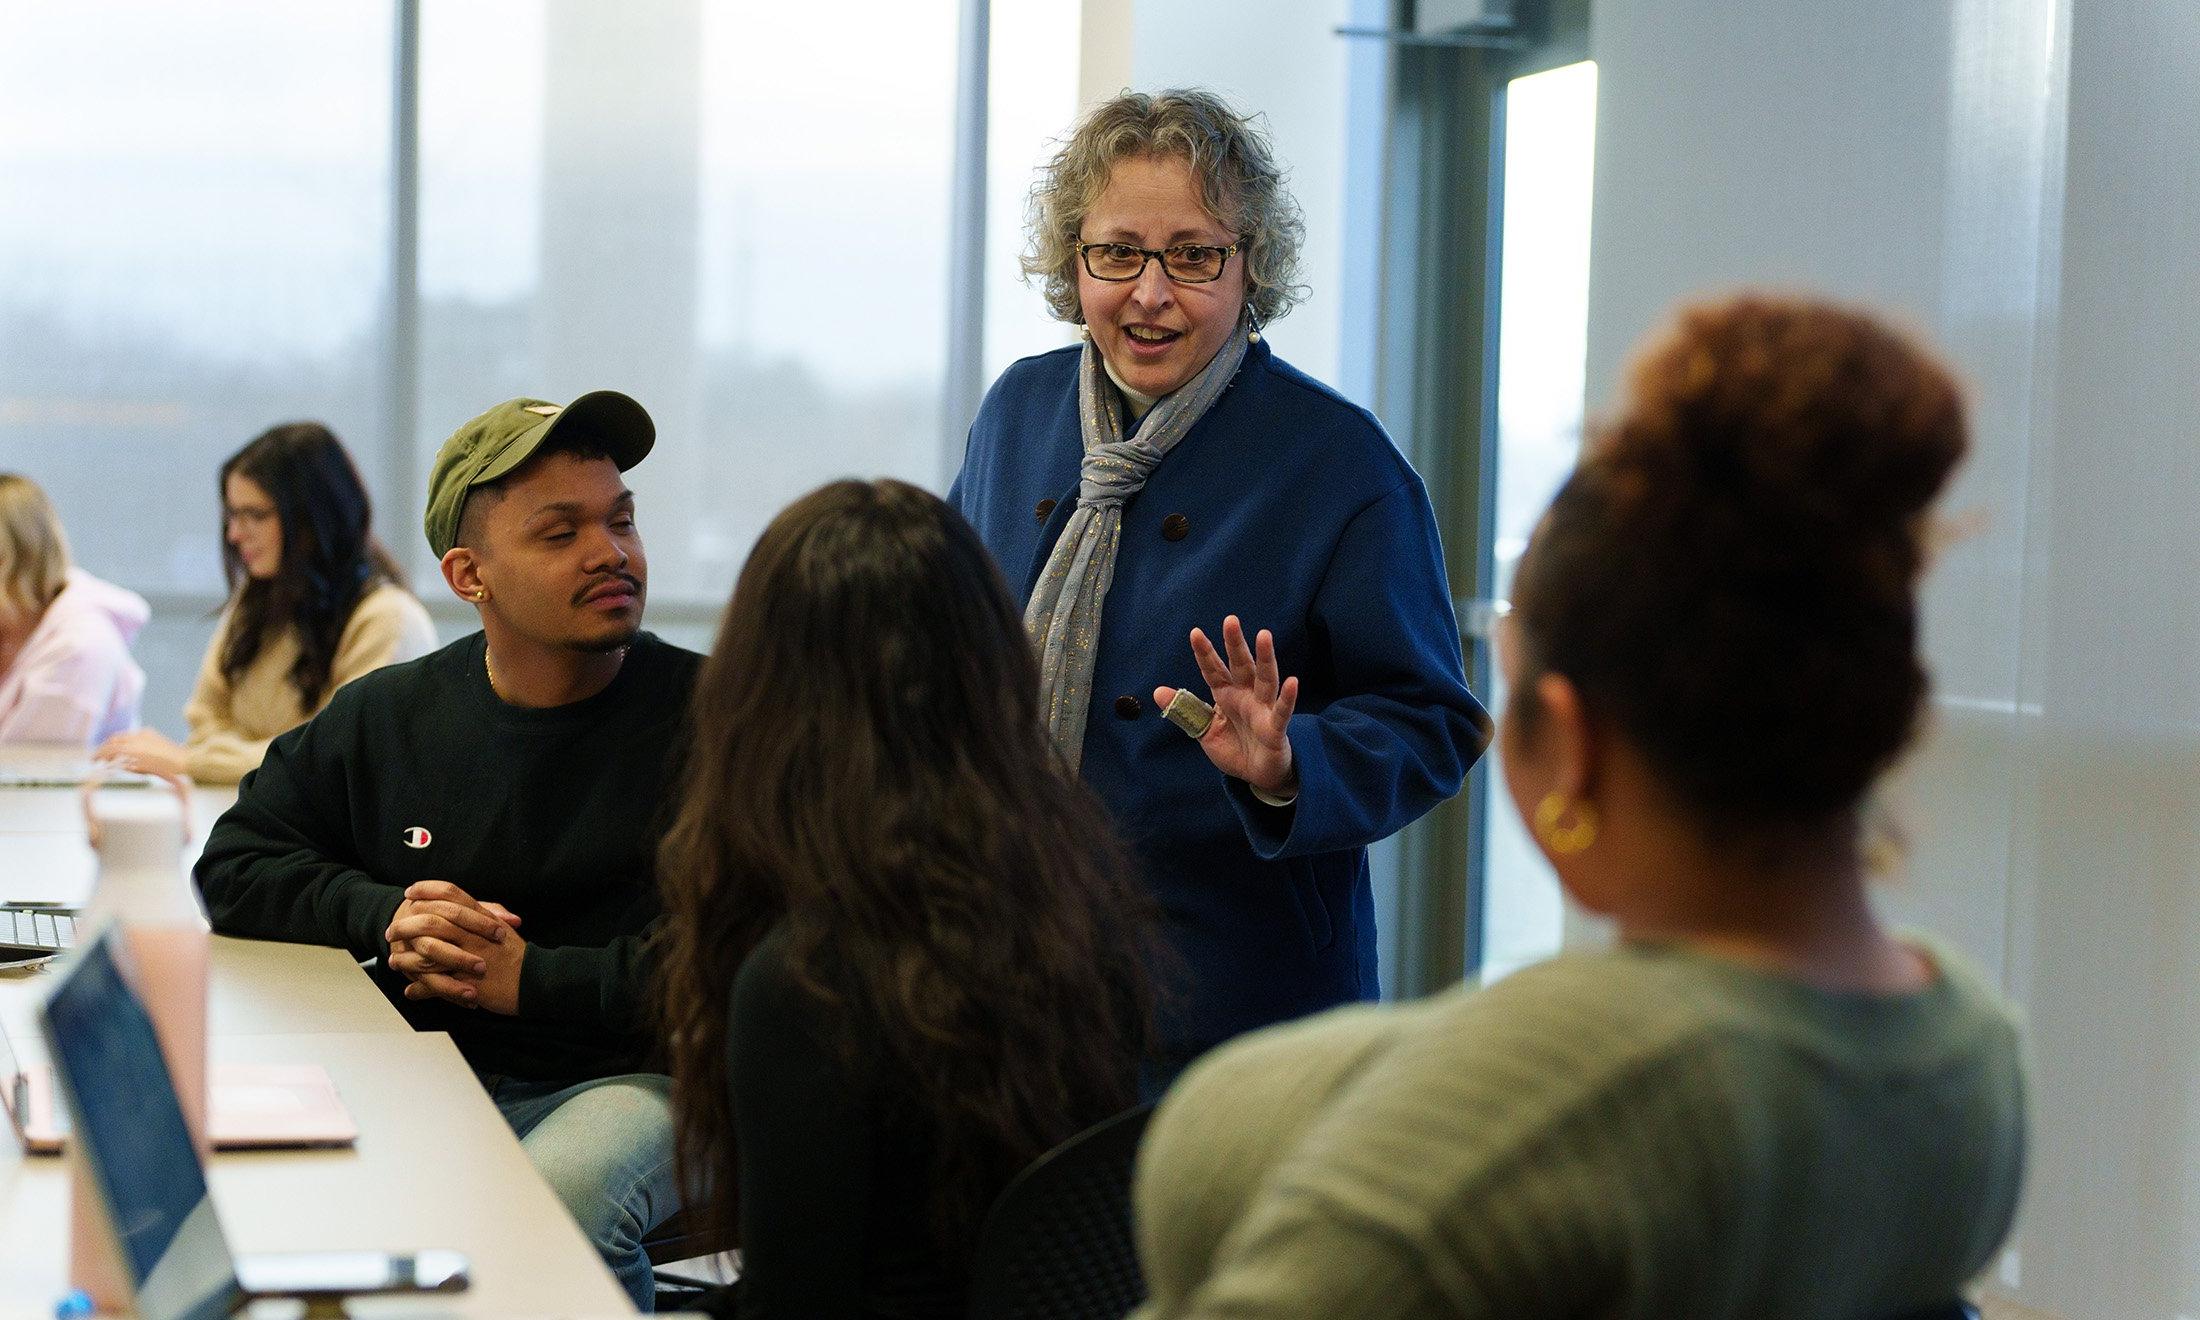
[4, 1026, 360, 1154]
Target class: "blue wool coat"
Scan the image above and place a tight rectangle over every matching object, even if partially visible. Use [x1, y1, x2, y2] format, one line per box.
[951, 339, 1490, 1057]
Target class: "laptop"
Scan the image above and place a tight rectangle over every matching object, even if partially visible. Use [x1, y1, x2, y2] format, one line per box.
[1, 1013, 358, 1154]
[0, 752, 155, 788]
[0, 902, 78, 970]
[38, 928, 464, 1319]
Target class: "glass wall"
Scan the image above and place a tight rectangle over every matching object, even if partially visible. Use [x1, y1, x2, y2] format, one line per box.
[1477, 60, 1598, 981]
[0, 0, 1059, 729]
[0, 2, 395, 597]
[418, 0, 961, 606]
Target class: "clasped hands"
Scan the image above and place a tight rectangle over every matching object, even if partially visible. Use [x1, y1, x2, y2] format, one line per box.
[384, 880, 525, 1014]
[1154, 615, 1300, 801]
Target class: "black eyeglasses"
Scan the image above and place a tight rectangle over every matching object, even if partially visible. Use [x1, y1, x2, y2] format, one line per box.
[1075, 238, 1244, 284]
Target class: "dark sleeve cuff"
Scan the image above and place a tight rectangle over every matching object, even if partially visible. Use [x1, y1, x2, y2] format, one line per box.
[351, 886, 408, 964]
[516, 940, 636, 1030]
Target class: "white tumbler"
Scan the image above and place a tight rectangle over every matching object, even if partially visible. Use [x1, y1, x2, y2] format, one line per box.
[67, 784, 208, 1311]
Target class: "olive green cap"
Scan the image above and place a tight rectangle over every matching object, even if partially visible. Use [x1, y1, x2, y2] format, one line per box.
[424, 390, 654, 557]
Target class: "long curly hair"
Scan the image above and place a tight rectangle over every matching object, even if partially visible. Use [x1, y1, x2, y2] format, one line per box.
[217, 423, 404, 711]
[655, 479, 1155, 1257]
[1024, 88, 1307, 325]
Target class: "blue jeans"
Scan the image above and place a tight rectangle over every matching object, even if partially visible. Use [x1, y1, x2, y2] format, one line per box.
[487, 1072, 681, 1311]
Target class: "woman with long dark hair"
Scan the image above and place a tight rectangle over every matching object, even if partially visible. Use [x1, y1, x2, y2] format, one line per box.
[98, 422, 434, 782]
[656, 478, 1154, 1319]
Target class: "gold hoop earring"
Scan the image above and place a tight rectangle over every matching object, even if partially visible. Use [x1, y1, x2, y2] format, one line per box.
[1534, 793, 1599, 855]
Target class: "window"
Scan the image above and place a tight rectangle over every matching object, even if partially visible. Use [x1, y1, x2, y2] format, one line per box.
[1478, 60, 1598, 981]
[0, 2, 1079, 729]
[0, 2, 395, 594]
[417, 1, 962, 605]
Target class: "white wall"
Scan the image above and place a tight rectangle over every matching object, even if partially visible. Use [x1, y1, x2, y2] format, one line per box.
[2015, 6, 2200, 1315]
[1079, 0, 1136, 111]
[1587, 2, 2200, 1316]
[1123, 0, 1356, 392]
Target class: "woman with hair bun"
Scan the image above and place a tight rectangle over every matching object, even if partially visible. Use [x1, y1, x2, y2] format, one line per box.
[1128, 294, 2027, 1320]
[952, 89, 1488, 1079]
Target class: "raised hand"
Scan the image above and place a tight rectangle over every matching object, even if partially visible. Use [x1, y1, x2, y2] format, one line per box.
[1154, 615, 1299, 799]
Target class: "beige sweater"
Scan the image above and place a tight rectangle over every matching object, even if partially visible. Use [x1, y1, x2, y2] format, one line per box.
[183, 583, 436, 783]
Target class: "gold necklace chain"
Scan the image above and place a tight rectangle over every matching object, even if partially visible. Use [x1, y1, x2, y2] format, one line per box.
[484, 642, 630, 703]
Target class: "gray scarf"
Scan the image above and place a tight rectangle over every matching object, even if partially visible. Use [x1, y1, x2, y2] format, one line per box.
[1027, 313, 1252, 769]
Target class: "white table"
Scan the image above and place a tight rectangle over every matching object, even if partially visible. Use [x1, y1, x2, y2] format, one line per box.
[0, 770, 237, 908]
[0, 937, 411, 1047]
[0, 875, 636, 1315]
[0, 1028, 633, 1317]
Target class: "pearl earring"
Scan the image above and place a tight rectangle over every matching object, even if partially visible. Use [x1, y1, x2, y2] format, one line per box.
[1247, 312, 1263, 345]
[1077, 324, 1091, 341]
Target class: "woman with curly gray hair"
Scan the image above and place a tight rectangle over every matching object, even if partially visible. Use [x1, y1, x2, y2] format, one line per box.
[950, 89, 1489, 1086]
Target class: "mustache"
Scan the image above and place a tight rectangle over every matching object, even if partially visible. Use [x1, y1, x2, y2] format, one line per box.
[572, 572, 643, 606]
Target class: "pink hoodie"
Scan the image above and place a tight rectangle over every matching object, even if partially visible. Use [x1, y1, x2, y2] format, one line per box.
[0, 568, 150, 747]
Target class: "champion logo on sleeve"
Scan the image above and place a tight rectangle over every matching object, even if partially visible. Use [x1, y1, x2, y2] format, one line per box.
[402, 827, 433, 849]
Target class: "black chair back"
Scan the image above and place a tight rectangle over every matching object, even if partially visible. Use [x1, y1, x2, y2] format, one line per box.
[965, 1103, 1155, 1320]
[965, 1105, 1977, 1320]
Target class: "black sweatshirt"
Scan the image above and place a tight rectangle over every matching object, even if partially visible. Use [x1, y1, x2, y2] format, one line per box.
[194, 631, 701, 1082]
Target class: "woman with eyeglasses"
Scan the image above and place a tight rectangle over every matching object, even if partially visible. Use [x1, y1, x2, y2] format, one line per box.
[97, 422, 434, 782]
[0, 473, 148, 747]
[1127, 296, 2026, 1320]
[951, 89, 1488, 1084]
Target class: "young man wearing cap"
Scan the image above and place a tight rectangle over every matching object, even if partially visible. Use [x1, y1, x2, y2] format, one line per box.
[196, 391, 701, 1310]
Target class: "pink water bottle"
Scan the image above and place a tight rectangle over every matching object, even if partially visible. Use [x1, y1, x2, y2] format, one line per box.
[67, 782, 208, 1311]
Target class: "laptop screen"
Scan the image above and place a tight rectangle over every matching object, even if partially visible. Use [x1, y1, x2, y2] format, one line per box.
[40, 930, 243, 1320]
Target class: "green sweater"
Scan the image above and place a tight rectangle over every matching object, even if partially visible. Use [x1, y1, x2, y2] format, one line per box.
[195, 631, 701, 1082]
[1132, 937, 2025, 1320]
